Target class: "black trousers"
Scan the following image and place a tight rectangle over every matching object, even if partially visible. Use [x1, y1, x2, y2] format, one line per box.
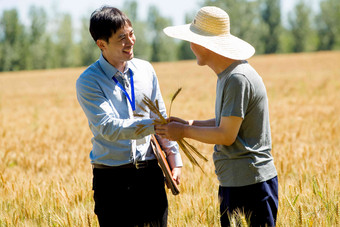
[92, 164, 168, 227]
[219, 176, 279, 227]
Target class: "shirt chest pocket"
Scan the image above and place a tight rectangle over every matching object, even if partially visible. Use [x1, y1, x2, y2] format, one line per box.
[134, 78, 153, 104]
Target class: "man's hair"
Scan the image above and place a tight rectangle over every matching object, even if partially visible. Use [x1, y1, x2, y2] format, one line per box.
[89, 6, 132, 42]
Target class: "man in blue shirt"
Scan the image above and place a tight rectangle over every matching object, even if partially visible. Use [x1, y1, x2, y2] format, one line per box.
[76, 6, 183, 227]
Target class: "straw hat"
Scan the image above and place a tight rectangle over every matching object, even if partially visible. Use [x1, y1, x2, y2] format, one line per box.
[163, 6, 255, 60]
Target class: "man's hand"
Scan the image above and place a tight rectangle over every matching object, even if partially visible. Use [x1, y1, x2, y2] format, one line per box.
[168, 116, 188, 124]
[171, 167, 181, 185]
[169, 117, 194, 126]
[155, 121, 185, 141]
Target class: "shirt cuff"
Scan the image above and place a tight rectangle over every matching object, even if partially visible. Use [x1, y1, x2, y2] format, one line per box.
[167, 152, 183, 169]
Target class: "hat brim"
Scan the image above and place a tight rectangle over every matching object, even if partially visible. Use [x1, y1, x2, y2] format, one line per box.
[163, 24, 255, 60]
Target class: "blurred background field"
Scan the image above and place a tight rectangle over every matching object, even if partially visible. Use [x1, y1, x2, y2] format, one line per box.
[0, 51, 339, 226]
[1, 0, 340, 72]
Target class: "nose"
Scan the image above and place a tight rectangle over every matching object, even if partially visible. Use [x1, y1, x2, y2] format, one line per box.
[127, 34, 135, 45]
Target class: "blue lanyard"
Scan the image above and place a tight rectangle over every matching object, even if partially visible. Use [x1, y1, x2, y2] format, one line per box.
[112, 68, 135, 111]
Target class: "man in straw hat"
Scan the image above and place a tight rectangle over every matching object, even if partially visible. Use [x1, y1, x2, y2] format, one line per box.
[155, 6, 278, 227]
[76, 6, 183, 227]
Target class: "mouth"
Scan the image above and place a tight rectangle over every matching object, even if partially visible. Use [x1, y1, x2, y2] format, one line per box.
[123, 47, 133, 56]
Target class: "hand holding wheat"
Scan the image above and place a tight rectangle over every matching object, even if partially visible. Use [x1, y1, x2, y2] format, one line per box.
[136, 88, 208, 172]
[154, 121, 185, 141]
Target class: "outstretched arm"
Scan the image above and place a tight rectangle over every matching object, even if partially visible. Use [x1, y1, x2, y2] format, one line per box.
[155, 116, 242, 146]
[169, 116, 216, 127]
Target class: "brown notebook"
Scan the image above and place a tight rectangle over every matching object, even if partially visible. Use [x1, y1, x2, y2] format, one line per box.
[150, 134, 180, 195]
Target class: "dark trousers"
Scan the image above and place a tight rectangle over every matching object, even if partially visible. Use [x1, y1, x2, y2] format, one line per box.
[219, 176, 278, 227]
[92, 165, 168, 227]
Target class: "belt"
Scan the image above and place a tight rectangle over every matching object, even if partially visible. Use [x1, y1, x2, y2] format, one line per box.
[92, 159, 159, 170]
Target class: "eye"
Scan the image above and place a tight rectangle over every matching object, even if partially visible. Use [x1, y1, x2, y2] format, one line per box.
[118, 36, 126, 42]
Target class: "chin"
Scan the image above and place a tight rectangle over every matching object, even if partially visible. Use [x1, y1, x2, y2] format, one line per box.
[127, 52, 134, 60]
[196, 60, 205, 66]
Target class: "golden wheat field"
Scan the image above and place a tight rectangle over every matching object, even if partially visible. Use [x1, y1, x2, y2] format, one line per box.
[0, 51, 339, 226]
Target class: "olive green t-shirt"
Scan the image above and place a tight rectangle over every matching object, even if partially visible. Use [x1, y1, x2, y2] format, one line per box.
[213, 60, 277, 187]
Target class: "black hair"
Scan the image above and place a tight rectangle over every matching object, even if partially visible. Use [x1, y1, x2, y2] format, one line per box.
[89, 6, 132, 42]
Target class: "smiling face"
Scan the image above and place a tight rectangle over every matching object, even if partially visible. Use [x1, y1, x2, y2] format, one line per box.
[97, 24, 136, 72]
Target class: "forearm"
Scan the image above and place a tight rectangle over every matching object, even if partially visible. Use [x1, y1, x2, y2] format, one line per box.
[167, 151, 183, 169]
[189, 118, 216, 127]
[183, 125, 235, 145]
[77, 85, 155, 141]
[155, 135, 183, 168]
[93, 118, 155, 141]
[156, 116, 241, 146]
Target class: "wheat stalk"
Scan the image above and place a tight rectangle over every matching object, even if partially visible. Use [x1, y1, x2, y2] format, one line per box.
[136, 89, 207, 171]
[168, 87, 182, 118]
[182, 139, 208, 162]
[142, 96, 166, 123]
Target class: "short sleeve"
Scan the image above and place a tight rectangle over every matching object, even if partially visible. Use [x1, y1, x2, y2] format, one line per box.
[221, 73, 252, 119]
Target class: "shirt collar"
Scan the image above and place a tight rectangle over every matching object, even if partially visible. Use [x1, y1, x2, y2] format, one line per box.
[217, 60, 247, 78]
[99, 54, 134, 80]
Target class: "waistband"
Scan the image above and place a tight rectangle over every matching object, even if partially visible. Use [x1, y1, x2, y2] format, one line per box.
[92, 159, 159, 170]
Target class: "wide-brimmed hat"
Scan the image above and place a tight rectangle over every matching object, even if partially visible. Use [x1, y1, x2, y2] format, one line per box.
[163, 6, 255, 60]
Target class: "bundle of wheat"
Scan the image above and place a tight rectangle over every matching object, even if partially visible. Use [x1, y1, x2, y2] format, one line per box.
[135, 88, 208, 172]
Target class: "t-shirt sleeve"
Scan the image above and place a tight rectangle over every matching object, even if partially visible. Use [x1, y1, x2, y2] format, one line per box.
[221, 73, 252, 119]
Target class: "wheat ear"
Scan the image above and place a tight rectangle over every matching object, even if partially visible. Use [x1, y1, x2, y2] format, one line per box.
[168, 87, 182, 118]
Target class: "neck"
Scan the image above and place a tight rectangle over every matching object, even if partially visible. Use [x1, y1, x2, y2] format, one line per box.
[102, 54, 126, 72]
[110, 60, 126, 73]
[116, 63, 126, 73]
[207, 54, 237, 75]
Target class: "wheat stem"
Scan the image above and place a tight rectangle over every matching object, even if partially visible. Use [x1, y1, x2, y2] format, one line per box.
[136, 92, 207, 172]
[168, 87, 182, 117]
[182, 139, 208, 161]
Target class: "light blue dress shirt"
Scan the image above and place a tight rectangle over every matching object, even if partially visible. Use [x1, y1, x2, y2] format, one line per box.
[76, 54, 183, 168]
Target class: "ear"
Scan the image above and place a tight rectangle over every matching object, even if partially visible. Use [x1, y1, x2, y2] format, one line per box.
[96, 39, 106, 51]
